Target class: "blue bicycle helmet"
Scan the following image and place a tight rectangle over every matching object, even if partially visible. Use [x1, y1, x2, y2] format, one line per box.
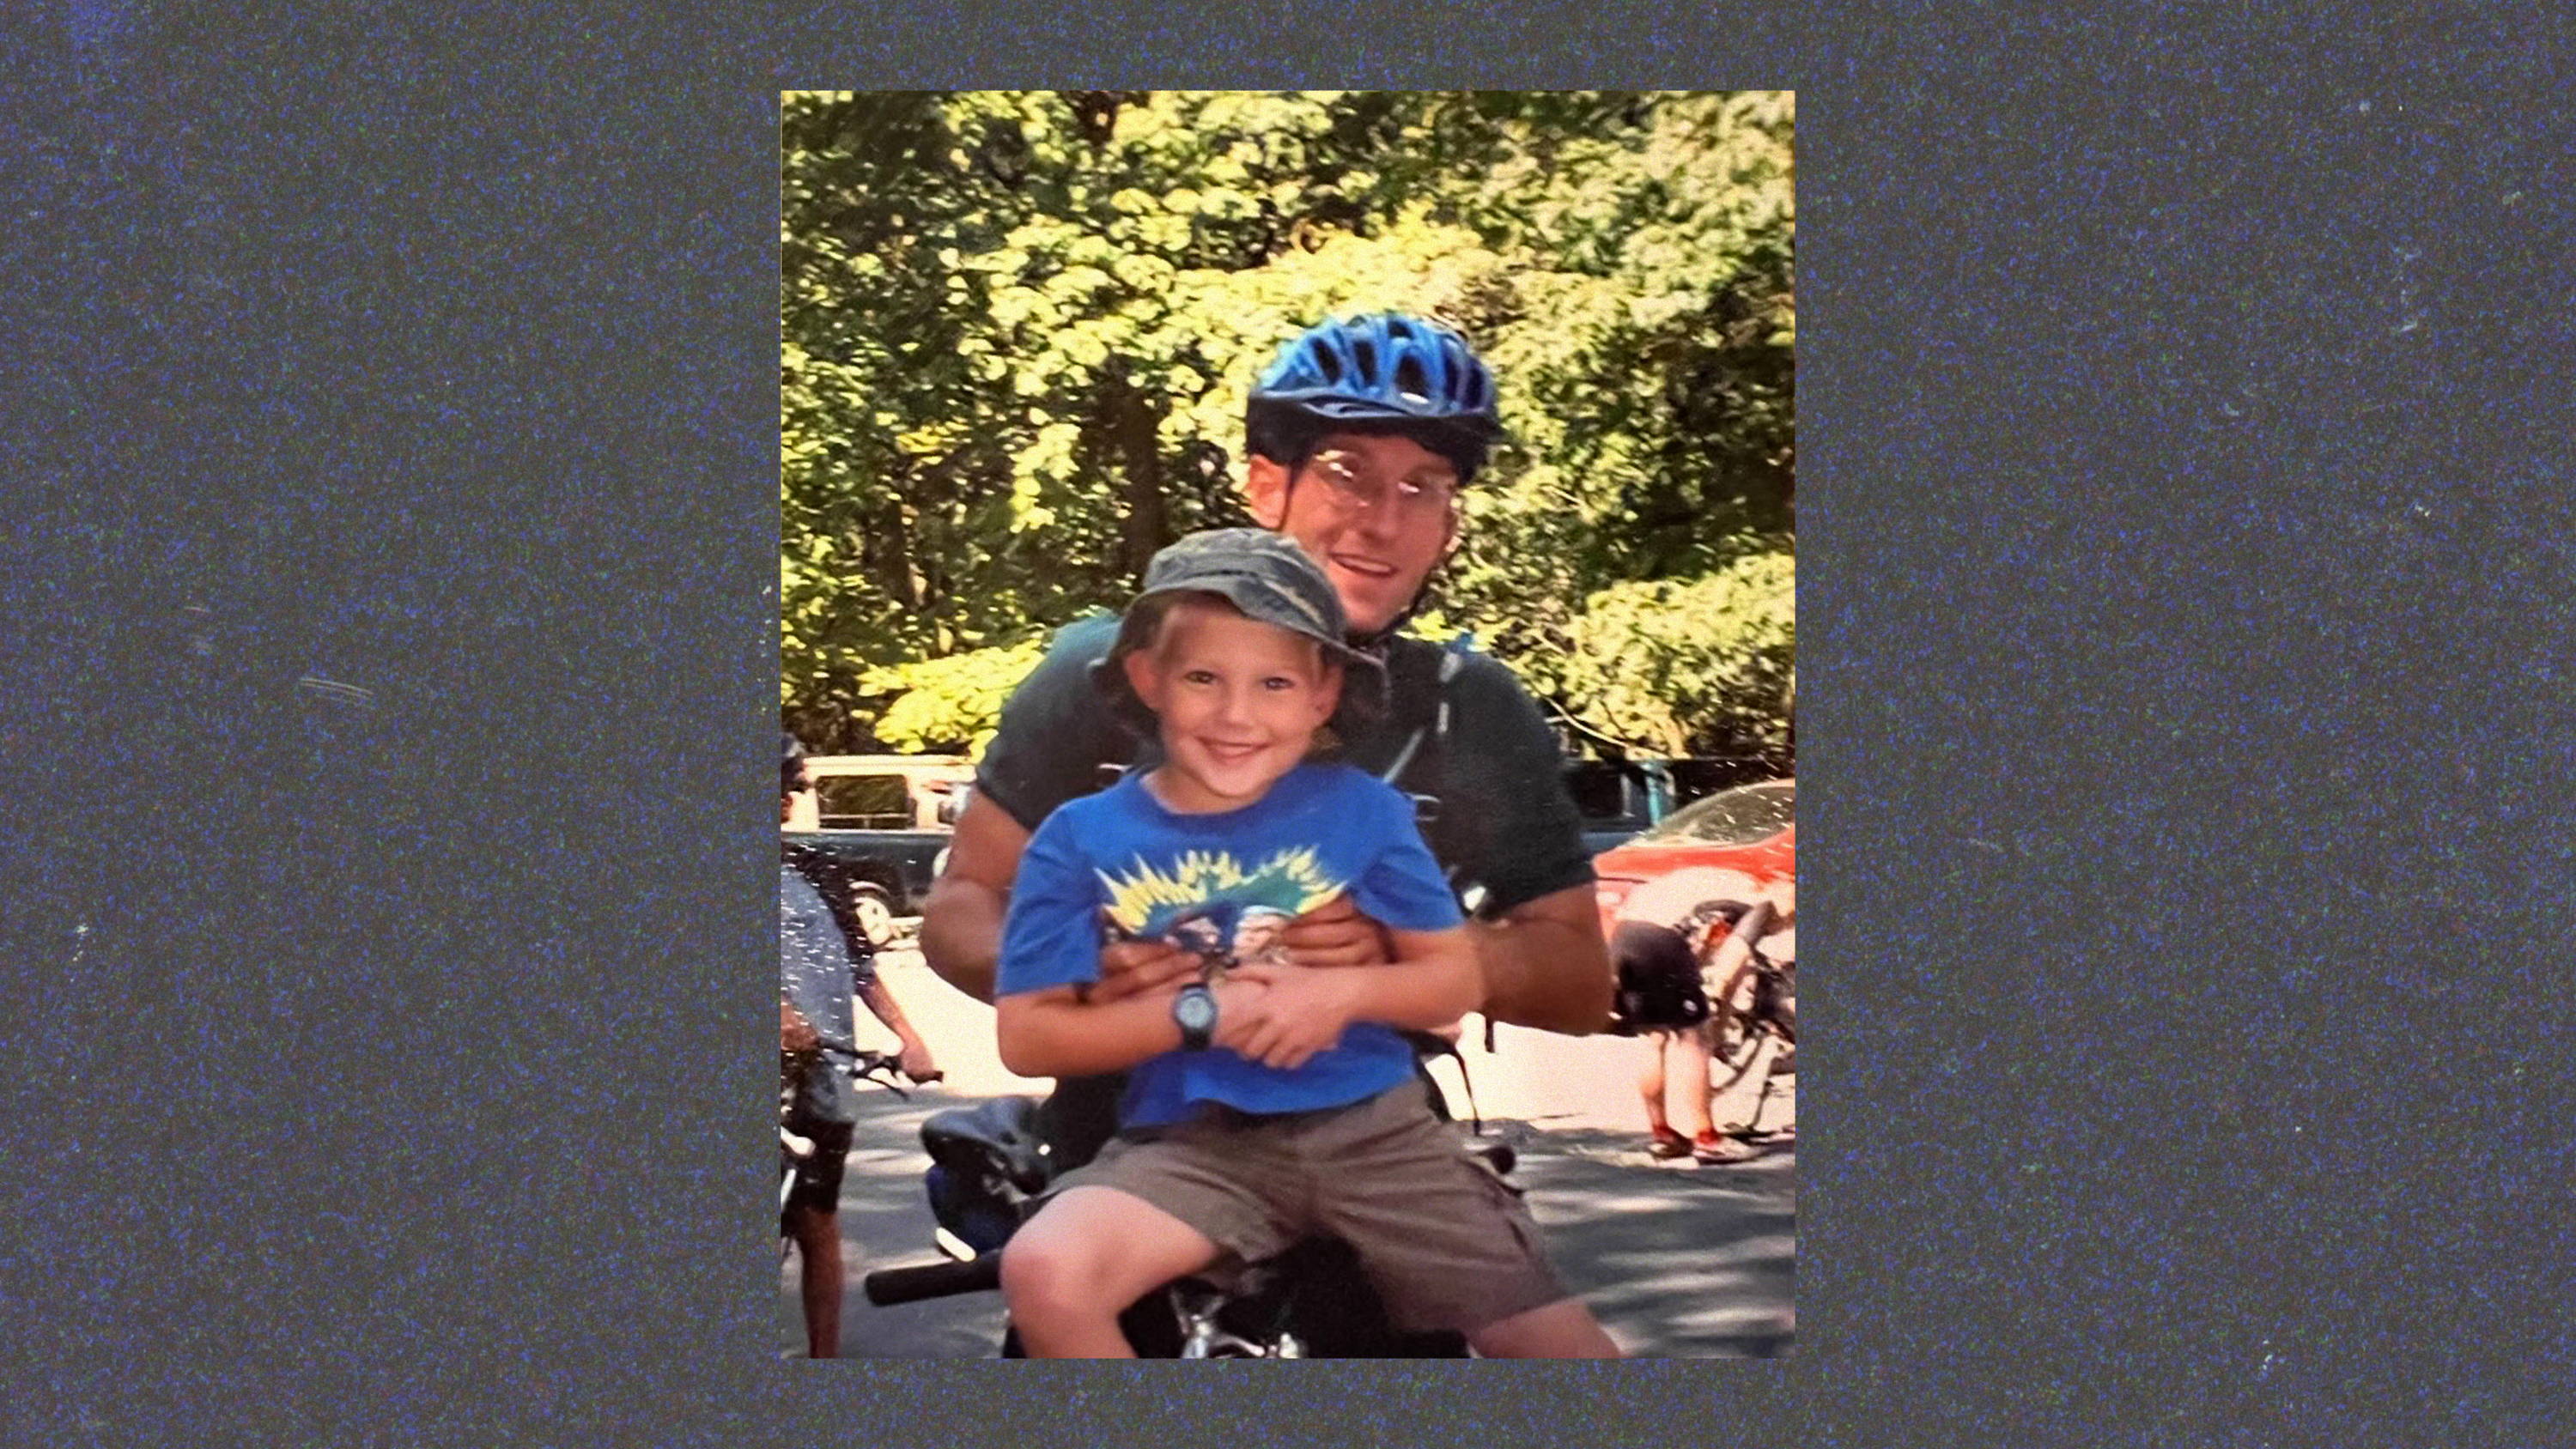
[1246, 312, 1504, 482]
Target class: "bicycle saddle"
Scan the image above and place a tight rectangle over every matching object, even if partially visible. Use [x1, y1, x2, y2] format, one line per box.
[920, 1094, 1049, 1194]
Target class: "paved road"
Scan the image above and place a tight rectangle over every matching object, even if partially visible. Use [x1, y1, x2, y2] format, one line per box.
[780, 934, 1795, 1358]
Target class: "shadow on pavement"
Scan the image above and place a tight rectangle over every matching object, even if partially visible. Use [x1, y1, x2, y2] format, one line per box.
[1492, 1119, 1796, 1357]
[781, 1088, 1011, 1360]
[788, 1092, 1794, 1359]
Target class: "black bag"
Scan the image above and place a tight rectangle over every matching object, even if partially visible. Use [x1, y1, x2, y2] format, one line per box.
[1608, 906, 1745, 1034]
[1611, 956, 1710, 1034]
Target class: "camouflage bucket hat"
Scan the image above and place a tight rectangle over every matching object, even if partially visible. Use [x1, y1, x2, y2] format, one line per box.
[1090, 528, 1388, 739]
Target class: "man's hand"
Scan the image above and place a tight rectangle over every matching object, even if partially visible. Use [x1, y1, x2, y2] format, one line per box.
[781, 1002, 821, 1056]
[1279, 886, 1614, 1035]
[1218, 962, 1363, 1071]
[1280, 894, 1393, 969]
[1091, 936, 1206, 1004]
[894, 1039, 940, 1082]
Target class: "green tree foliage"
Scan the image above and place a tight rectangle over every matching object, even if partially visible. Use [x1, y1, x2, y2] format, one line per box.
[783, 90, 1793, 764]
[859, 640, 1048, 758]
[1526, 555, 1796, 761]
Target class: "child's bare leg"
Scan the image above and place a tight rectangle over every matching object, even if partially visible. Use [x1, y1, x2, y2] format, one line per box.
[1672, 1023, 1717, 1138]
[1637, 1030, 1674, 1136]
[1467, 1298, 1624, 1358]
[999, 1185, 1223, 1358]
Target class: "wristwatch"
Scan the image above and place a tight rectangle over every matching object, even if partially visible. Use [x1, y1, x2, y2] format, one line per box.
[1173, 982, 1218, 1051]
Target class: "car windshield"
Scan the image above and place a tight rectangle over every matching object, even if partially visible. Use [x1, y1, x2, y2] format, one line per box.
[1635, 780, 1794, 846]
[815, 774, 912, 830]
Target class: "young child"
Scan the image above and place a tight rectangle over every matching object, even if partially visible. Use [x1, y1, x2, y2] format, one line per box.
[991, 528, 1620, 1359]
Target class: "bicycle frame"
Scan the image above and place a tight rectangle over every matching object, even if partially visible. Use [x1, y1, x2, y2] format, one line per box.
[1695, 912, 1795, 1129]
[780, 1041, 923, 1227]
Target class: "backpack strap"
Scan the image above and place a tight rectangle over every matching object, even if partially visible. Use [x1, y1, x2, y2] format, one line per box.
[1377, 636, 1504, 1052]
[1373, 634, 1472, 861]
[1401, 1028, 1486, 1136]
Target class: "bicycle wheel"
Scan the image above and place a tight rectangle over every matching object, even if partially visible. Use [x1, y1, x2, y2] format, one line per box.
[1706, 961, 1767, 1074]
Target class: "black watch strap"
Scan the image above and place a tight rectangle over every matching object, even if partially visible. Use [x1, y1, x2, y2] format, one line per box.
[1174, 983, 1217, 1051]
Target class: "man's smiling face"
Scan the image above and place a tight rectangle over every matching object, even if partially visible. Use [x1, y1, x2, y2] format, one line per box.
[1246, 432, 1461, 637]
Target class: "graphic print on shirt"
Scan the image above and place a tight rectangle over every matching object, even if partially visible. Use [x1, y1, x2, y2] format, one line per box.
[1095, 846, 1342, 976]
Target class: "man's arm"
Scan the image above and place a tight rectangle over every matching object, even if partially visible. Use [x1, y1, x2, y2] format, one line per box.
[922, 614, 1137, 1003]
[781, 999, 820, 1054]
[1279, 883, 1614, 1035]
[1469, 882, 1615, 1035]
[916, 794, 1027, 1005]
[922, 793, 1205, 1008]
[854, 975, 938, 1080]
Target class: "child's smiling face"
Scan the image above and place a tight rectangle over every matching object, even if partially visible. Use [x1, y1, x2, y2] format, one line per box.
[1123, 597, 1343, 815]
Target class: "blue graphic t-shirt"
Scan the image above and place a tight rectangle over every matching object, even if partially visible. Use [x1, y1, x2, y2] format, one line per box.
[996, 761, 1466, 1127]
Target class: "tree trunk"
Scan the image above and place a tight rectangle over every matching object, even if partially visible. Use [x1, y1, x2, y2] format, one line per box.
[1112, 387, 1166, 582]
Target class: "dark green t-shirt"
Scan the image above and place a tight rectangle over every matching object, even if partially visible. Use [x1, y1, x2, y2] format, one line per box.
[975, 614, 1595, 918]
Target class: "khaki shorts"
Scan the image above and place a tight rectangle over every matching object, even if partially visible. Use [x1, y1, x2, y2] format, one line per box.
[1054, 1078, 1570, 1336]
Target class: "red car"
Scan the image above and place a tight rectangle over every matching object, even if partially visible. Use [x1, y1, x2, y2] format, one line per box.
[1592, 778, 1795, 934]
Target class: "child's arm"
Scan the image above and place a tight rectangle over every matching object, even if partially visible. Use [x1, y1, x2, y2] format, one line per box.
[1215, 779, 1486, 1070]
[996, 977, 1265, 1078]
[1221, 924, 1477, 1071]
[994, 808, 1205, 1077]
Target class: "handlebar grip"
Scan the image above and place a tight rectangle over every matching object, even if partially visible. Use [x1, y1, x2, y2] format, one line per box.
[862, 1252, 1004, 1307]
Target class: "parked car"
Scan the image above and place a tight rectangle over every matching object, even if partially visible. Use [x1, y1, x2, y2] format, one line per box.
[783, 755, 976, 946]
[790, 754, 975, 832]
[1591, 778, 1795, 931]
[1565, 758, 1681, 856]
[1564, 755, 1783, 855]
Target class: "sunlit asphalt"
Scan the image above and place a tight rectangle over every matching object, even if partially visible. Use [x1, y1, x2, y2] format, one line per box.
[781, 930, 1795, 1359]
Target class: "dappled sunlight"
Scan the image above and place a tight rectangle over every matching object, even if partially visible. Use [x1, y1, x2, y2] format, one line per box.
[797, 1086, 1795, 1358]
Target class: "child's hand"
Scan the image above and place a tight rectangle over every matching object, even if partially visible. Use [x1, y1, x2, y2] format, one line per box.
[1209, 975, 1267, 1009]
[1091, 936, 1203, 1004]
[1217, 962, 1362, 1071]
[1280, 894, 1394, 969]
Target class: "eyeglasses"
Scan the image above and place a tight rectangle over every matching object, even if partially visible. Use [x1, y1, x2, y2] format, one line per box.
[1305, 452, 1460, 522]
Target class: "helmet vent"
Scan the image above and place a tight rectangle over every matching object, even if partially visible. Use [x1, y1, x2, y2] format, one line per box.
[1394, 355, 1431, 406]
[1247, 313, 1501, 473]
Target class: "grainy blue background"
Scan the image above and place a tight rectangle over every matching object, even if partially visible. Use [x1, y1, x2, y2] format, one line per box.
[3, 3, 2571, 1445]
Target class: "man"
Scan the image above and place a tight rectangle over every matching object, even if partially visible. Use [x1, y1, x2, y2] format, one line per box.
[923, 313, 1613, 1162]
[987, 530, 1619, 1357]
[779, 733, 937, 1357]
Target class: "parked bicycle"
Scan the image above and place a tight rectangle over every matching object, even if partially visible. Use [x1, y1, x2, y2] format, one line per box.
[779, 1036, 940, 1228]
[1698, 902, 1795, 1142]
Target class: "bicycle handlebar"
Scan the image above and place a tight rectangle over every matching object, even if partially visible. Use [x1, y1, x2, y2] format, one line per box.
[862, 1252, 1003, 1307]
[792, 1035, 945, 1091]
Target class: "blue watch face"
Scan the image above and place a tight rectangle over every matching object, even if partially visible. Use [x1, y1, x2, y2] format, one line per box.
[1176, 985, 1217, 1034]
